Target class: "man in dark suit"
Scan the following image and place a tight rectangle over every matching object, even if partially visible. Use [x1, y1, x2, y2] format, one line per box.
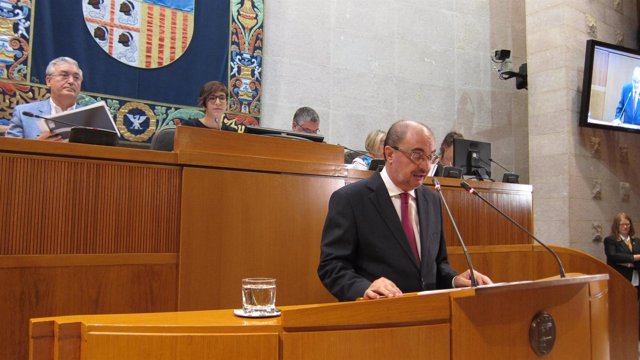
[614, 66, 640, 125]
[318, 120, 492, 301]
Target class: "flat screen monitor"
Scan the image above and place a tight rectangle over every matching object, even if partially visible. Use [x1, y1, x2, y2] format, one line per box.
[579, 39, 640, 134]
[453, 138, 491, 178]
[243, 125, 324, 143]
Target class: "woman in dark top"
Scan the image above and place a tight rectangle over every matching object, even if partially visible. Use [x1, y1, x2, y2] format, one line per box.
[180, 81, 229, 130]
[604, 212, 640, 297]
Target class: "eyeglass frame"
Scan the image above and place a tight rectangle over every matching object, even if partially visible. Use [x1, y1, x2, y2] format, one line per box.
[293, 121, 320, 134]
[207, 94, 227, 102]
[391, 146, 438, 164]
[49, 72, 83, 82]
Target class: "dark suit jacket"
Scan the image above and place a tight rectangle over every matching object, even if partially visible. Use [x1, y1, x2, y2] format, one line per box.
[615, 83, 640, 125]
[604, 235, 640, 282]
[317, 172, 458, 301]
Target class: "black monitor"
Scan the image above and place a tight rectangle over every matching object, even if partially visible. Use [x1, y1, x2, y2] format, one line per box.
[453, 138, 492, 179]
[243, 125, 324, 143]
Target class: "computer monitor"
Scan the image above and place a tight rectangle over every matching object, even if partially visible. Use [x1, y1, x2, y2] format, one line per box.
[243, 125, 324, 143]
[453, 138, 492, 179]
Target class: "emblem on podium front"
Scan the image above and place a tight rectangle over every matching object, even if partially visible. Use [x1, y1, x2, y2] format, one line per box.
[529, 311, 556, 356]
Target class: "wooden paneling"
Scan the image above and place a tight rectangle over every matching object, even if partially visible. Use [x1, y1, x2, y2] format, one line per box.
[179, 167, 341, 310]
[0, 153, 181, 254]
[282, 324, 450, 360]
[2, 255, 177, 360]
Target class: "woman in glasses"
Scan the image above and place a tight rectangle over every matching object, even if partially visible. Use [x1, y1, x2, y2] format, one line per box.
[604, 212, 640, 297]
[180, 81, 229, 130]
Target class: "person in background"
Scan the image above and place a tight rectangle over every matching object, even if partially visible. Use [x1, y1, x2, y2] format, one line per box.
[318, 120, 492, 301]
[604, 212, 640, 298]
[6, 57, 83, 140]
[429, 131, 463, 177]
[291, 106, 320, 134]
[614, 66, 640, 125]
[351, 129, 386, 170]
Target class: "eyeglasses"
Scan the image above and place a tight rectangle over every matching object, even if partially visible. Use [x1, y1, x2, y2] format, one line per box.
[294, 122, 319, 134]
[50, 72, 82, 82]
[208, 95, 227, 102]
[619, 223, 631, 227]
[392, 146, 437, 164]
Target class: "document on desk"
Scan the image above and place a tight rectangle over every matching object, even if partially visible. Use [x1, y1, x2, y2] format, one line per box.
[44, 101, 120, 140]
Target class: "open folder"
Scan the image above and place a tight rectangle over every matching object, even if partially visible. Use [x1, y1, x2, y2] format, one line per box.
[42, 101, 120, 140]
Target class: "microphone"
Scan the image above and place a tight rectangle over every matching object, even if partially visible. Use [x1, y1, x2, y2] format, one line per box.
[22, 111, 78, 129]
[615, 90, 634, 122]
[433, 178, 477, 287]
[470, 153, 494, 181]
[489, 158, 520, 184]
[460, 181, 566, 278]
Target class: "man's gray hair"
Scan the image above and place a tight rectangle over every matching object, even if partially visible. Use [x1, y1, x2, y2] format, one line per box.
[45, 57, 83, 79]
[293, 106, 320, 125]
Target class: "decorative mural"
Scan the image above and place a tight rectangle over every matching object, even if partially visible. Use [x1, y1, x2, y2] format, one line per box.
[0, 0, 30, 82]
[0, 0, 264, 143]
[227, 0, 263, 126]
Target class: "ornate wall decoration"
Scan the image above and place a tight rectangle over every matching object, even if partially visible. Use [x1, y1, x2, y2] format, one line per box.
[591, 222, 602, 242]
[0, 0, 31, 81]
[620, 182, 630, 202]
[585, 15, 597, 39]
[591, 179, 601, 200]
[618, 144, 628, 163]
[589, 135, 600, 154]
[228, 0, 263, 125]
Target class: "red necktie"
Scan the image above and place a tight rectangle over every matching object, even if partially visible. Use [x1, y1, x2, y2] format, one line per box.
[400, 192, 420, 262]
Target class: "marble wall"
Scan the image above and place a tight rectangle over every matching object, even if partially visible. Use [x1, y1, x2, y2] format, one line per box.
[526, 0, 639, 259]
[260, 0, 529, 181]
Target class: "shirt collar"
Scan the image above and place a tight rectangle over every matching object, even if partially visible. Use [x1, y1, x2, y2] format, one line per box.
[49, 98, 76, 115]
[380, 167, 416, 198]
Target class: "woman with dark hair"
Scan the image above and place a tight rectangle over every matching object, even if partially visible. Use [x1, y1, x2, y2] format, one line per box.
[604, 212, 640, 296]
[180, 81, 229, 130]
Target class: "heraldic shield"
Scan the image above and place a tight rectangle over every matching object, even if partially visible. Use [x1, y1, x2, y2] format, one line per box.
[83, 0, 194, 68]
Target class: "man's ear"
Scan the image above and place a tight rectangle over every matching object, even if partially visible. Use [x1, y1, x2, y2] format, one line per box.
[383, 145, 393, 162]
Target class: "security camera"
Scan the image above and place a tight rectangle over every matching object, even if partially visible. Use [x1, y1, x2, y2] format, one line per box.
[492, 49, 511, 62]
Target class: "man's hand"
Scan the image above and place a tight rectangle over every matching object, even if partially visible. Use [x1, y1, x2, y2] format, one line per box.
[36, 130, 63, 141]
[363, 277, 403, 299]
[453, 269, 493, 288]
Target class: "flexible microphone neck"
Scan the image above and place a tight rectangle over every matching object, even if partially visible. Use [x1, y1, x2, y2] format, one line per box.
[488, 158, 512, 173]
[618, 90, 635, 119]
[339, 144, 369, 158]
[469, 153, 494, 181]
[433, 178, 477, 287]
[22, 111, 78, 128]
[460, 181, 566, 278]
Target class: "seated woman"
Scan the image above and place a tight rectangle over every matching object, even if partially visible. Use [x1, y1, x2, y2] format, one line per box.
[604, 212, 640, 297]
[429, 131, 463, 176]
[351, 129, 386, 170]
[180, 81, 229, 129]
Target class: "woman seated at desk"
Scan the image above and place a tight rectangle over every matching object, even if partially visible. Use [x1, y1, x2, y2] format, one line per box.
[179, 81, 229, 130]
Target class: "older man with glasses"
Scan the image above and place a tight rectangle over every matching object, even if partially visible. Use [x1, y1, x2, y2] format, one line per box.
[318, 120, 492, 301]
[6, 57, 84, 140]
[291, 106, 320, 134]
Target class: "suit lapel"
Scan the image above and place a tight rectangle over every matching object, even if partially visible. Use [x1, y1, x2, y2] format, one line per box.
[366, 173, 420, 269]
[415, 187, 431, 269]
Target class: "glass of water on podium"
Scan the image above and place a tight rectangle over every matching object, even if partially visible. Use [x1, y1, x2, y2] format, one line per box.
[239, 278, 279, 317]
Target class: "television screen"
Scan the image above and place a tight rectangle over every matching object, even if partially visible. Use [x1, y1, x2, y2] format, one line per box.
[453, 139, 491, 179]
[579, 40, 640, 134]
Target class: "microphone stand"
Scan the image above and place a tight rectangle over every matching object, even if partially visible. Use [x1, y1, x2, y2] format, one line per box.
[616, 90, 634, 123]
[433, 178, 477, 287]
[470, 153, 494, 181]
[460, 181, 566, 278]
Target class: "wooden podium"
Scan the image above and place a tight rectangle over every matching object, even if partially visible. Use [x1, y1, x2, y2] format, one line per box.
[29, 274, 608, 360]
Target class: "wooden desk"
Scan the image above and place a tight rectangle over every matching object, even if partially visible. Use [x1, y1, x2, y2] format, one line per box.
[30, 274, 609, 360]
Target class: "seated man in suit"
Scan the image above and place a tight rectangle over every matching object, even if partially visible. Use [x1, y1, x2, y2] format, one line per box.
[318, 120, 491, 301]
[5, 57, 83, 140]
